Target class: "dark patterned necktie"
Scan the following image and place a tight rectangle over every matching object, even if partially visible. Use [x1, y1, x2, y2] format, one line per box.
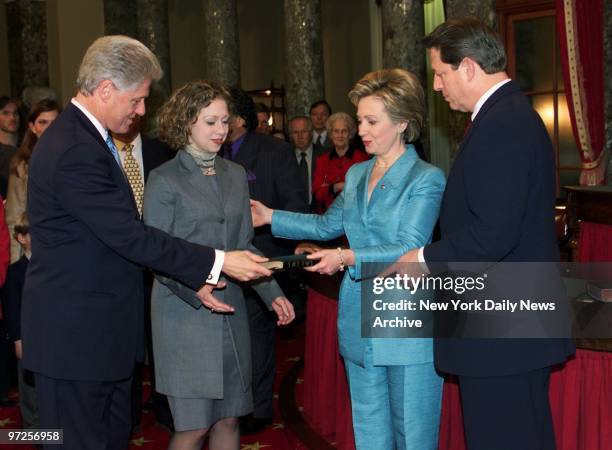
[299, 151, 309, 203]
[121, 143, 144, 217]
[314, 135, 323, 152]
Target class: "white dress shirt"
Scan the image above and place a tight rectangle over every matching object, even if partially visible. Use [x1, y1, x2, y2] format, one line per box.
[71, 98, 107, 141]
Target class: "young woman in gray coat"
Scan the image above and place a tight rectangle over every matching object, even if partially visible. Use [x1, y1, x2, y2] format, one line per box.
[144, 81, 294, 450]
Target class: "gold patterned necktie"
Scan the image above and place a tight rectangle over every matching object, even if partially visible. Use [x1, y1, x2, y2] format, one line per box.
[121, 143, 144, 217]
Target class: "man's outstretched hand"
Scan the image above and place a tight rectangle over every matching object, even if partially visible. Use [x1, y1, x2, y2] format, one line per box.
[222, 250, 272, 281]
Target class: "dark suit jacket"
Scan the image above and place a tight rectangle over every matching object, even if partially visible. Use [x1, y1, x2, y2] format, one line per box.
[22, 103, 216, 382]
[142, 136, 174, 181]
[294, 145, 326, 211]
[424, 81, 574, 376]
[313, 133, 332, 155]
[233, 132, 308, 257]
[308, 145, 327, 184]
[2, 255, 28, 342]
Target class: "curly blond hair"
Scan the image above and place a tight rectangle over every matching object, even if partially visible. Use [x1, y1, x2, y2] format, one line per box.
[157, 80, 230, 150]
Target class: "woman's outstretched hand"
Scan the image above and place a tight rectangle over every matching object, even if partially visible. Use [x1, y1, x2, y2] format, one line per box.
[271, 296, 295, 325]
[305, 249, 355, 276]
[196, 280, 234, 313]
[250, 199, 273, 227]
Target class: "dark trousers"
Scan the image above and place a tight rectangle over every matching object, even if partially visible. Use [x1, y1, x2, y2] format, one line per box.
[17, 360, 38, 429]
[0, 320, 15, 399]
[459, 367, 555, 450]
[244, 292, 276, 419]
[35, 373, 132, 450]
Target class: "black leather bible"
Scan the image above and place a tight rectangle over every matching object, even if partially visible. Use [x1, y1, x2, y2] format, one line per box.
[261, 254, 317, 271]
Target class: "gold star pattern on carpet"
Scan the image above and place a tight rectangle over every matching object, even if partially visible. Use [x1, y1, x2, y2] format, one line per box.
[0, 417, 15, 427]
[296, 378, 303, 384]
[129, 436, 153, 447]
[272, 422, 284, 429]
[285, 356, 300, 362]
[240, 443, 271, 450]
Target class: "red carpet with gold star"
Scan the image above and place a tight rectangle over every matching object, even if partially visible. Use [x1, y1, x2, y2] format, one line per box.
[0, 323, 314, 450]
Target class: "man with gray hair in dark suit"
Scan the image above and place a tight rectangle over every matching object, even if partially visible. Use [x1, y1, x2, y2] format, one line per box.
[22, 35, 271, 450]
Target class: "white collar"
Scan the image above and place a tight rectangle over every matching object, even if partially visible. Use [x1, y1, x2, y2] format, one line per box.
[71, 98, 108, 141]
[471, 78, 511, 121]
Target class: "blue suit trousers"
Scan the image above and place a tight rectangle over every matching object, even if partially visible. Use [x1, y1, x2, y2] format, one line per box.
[344, 346, 442, 450]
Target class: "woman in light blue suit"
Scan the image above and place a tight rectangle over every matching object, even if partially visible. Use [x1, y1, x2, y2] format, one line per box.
[251, 69, 445, 450]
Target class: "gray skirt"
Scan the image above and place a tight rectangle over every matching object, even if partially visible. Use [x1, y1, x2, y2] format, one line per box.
[167, 319, 253, 431]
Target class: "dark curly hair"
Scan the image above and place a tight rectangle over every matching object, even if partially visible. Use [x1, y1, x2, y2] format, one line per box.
[157, 80, 231, 150]
[227, 86, 257, 132]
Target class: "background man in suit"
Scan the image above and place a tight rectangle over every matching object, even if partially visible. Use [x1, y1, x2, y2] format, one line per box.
[254, 102, 272, 135]
[309, 100, 332, 153]
[226, 86, 307, 433]
[0, 96, 20, 147]
[398, 17, 574, 450]
[0, 97, 20, 198]
[288, 116, 326, 211]
[22, 35, 271, 450]
[112, 116, 175, 433]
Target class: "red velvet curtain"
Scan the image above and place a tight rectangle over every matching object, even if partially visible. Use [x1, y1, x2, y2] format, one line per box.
[303, 289, 356, 450]
[548, 350, 612, 450]
[577, 221, 612, 262]
[556, 0, 608, 185]
[437, 351, 612, 450]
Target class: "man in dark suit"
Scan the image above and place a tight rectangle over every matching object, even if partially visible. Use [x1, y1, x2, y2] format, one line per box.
[399, 17, 574, 450]
[226, 87, 307, 433]
[309, 100, 332, 154]
[22, 35, 271, 450]
[288, 115, 326, 211]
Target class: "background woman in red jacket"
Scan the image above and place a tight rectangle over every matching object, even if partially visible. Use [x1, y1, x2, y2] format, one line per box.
[312, 112, 368, 213]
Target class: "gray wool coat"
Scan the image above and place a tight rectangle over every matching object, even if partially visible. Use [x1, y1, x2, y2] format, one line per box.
[143, 150, 284, 399]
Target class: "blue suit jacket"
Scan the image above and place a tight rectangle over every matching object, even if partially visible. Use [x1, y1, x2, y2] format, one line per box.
[273, 146, 445, 366]
[424, 80, 574, 376]
[22, 104, 216, 381]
